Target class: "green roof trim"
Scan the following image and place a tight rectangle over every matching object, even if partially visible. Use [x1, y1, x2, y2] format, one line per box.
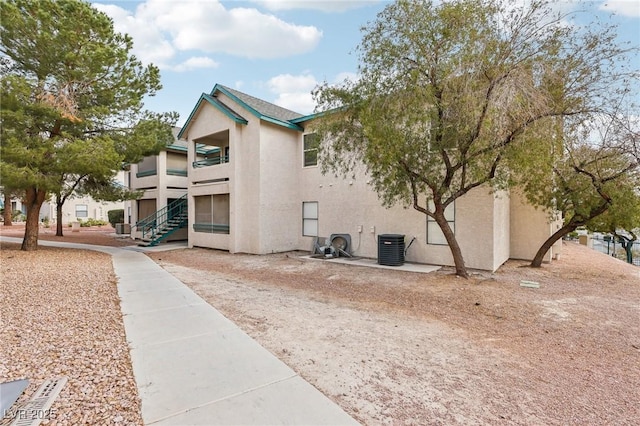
[177, 93, 248, 140]
[290, 110, 329, 124]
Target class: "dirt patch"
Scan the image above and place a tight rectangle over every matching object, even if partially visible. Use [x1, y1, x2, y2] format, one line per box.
[148, 242, 640, 425]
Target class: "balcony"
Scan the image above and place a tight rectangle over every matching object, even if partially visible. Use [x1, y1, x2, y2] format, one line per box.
[192, 155, 229, 168]
[136, 169, 157, 178]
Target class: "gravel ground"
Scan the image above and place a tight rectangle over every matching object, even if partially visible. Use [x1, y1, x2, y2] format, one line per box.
[149, 242, 640, 425]
[0, 242, 142, 425]
[2, 225, 639, 425]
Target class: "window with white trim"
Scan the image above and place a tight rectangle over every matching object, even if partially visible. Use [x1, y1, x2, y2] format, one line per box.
[75, 204, 88, 218]
[303, 133, 319, 167]
[302, 202, 318, 236]
[427, 201, 455, 245]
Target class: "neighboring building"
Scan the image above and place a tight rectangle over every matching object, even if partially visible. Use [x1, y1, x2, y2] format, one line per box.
[2, 174, 126, 225]
[40, 194, 124, 226]
[152, 83, 559, 271]
[42, 171, 128, 225]
[0, 194, 26, 220]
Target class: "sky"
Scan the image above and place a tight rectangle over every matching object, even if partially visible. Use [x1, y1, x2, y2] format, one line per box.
[90, 0, 640, 127]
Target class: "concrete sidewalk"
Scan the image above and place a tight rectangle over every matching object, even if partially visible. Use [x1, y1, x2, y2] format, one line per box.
[1, 237, 359, 425]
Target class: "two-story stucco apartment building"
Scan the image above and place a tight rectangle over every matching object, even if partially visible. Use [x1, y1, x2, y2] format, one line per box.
[128, 83, 560, 271]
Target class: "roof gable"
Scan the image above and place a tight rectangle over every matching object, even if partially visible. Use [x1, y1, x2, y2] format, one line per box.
[177, 93, 248, 140]
[212, 84, 304, 131]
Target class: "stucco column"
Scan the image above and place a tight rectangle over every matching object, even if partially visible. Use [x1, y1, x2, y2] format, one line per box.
[157, 152, 168, 208]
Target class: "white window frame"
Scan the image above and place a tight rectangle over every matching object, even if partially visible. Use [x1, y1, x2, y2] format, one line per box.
[303, 133, 319, 167]
[302, 201, 318, 236]
[427, 201, 455, 245]
[75, 204, 88, 218]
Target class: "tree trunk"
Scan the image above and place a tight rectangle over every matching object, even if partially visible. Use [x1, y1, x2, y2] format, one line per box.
[21, 187, 47, 251]
[434, 210, 469, 278]
[530, 222, 578, 267]
[618, 236, 635, 264]
[531, 199, 612, 267]
[3, 191, 13, 226]
[56, 196, 64, 236]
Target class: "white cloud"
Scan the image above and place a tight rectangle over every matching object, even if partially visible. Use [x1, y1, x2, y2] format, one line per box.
[273, 92, 316, 114]
[93, 3, 175, 67]
[171, 57, 219, 72]
[93, 0, 323, 67]
[267, 71, 359, 113]
[252, 0, 379, 12]
[267, 73, 318, 113]
[268, 73, 318, 92]
[170, 6, 322, 58]
[599, 1, 640, 17]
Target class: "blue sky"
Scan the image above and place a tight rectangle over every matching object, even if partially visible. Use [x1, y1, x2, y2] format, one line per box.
[90, 0, 640, 126]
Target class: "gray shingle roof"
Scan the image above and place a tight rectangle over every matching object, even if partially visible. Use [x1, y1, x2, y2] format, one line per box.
[218, 85, 304, 122]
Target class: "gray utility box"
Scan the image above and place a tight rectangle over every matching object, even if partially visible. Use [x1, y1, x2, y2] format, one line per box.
[378, 234, 405, 266]
[115, 223, 131, 234]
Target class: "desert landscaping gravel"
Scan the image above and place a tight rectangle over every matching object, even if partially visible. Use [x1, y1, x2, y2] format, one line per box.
[1, 241, 142, 425]
[2, 225, 639, 425]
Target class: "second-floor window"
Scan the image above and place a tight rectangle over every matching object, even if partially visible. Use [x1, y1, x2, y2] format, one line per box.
[137, 155, 157, 177]
[303, 133, 319, 167]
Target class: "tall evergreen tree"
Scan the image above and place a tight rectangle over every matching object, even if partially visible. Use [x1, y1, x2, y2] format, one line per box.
[0, 0, 176, 250]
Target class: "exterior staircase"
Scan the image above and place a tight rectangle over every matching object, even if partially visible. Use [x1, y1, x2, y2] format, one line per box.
[135, 194, 188, 247]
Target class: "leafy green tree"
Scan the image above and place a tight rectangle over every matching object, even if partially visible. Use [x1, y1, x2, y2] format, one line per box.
[0, 0, 176, 250]
[312, 0, 635, 277]
[515, 113, 639, 266]
[584, 126, 640, 265]
[589, 189, 640, 265]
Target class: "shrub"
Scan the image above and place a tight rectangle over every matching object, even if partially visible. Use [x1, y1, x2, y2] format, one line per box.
[107, 209, 124, 228]
[567, 231, 579, 240]
[81, 218, 108, 227]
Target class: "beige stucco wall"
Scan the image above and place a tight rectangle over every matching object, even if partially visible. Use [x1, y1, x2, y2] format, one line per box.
[182, 96, 260, 253]
[509, 190, 561, 262]
[295, 157, 510, 271]
[231, 118, 261, 254]
[257, 122, 300, 253]
[177, 94, 559, 271]
[492, 191, 511, 271]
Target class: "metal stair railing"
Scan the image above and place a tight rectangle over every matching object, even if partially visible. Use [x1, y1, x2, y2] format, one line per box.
[135, 194, 188, 244]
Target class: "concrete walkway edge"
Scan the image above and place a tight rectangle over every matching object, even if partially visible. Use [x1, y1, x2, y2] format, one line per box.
[1, 237, 359, 425]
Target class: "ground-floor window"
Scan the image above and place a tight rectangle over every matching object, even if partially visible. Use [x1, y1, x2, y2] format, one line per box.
[137, 199, 157, 222]
[193, 194, 230, 234]
[75, 204, 88, 218]
[427, 201, 455, 245]
[302, 201, 318, 236]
